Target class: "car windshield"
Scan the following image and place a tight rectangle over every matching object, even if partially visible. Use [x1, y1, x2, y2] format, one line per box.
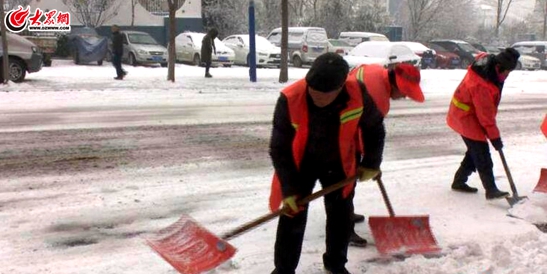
[430, 44, 448, 52]
[350, 43, 390, 57]
[241, 36, 275, 48]
[128, 33, 157, 45]
[329, 40, 351, 47]
[458, 42, 480, 53]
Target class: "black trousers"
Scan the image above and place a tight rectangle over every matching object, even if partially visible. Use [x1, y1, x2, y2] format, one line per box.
[205, 61, 211, 74]
[112, 54, 125, 77]
[453, 136, 497, 191]
[273, 162, 352, 274]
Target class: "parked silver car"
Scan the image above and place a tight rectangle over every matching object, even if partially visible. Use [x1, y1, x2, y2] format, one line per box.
[0, 32, 43, 82]
[222, 34, 281, 67]
[109, 31, 168, 67]
[174, 32, 235, 67]
[266, 27, 328, 67]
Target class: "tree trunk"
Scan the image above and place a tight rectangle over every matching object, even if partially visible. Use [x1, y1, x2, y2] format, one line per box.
[279, 0, 288, 83]
[1, 2, 10, 84]
[131, 0, 136, 27]
[167, 0, 179, 82]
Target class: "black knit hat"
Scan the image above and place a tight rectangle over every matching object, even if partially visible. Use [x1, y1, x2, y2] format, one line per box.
[495, 48, 520, 71]
[305, 52, 349, 92]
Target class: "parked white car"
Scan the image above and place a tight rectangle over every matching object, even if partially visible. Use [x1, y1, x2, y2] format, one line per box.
[174, 32, 235, 67]
[120, 31, 168, 67]
[516, 54, 541, 70]
[343, 41, 421, 68]
[327, 39, 353, 56]
[222, 34, 281, 67]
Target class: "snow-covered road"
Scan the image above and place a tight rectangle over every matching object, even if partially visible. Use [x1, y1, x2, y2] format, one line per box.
[1, 60, 546, 273]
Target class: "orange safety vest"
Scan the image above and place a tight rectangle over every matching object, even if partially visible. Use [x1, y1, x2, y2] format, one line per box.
[349, 64, 391, 117]
[446, 66, 501, 141]
[269, 78, 364, 212]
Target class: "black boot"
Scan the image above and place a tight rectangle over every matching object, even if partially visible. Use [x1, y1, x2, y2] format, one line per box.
[478, 169, 509, 200]
[485, 189, 510, 200]
[349, 231, 367, 247]
[351, 213, 365, 223]
[451, 164, 477, 193]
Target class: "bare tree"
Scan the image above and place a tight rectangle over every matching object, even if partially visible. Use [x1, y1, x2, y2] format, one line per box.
[202, 0, 249, 37]
[351, 1, 392, 34]
[279, 0, 288, 83]
[167, 0, 185, 82]
[405, 0, 447, 41]
[5, 0, 31, 10]
[131, 0, 138, 26]
[494, 0, 517, 38]
[316, 0, 352, 38]
[64, 0, 122, 27]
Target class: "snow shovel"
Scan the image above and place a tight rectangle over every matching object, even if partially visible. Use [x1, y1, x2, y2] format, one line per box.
[368, 178, 441, 256]
[498, 149, 527, 206]
[144, 175, 358, 274]
[533, 168, 547, 193]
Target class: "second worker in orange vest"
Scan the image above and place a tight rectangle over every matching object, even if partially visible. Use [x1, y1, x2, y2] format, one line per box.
[346, 62, 425, 246]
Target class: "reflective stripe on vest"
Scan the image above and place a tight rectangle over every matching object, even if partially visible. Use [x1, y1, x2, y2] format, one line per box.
[452, 97, 470, 111]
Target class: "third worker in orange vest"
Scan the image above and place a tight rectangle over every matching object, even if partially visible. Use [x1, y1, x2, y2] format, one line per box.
[446, 48, 520, 199]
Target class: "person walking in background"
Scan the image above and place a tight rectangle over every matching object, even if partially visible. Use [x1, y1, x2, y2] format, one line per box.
[346, 62, 425, 247]
[268, 53, 385, 274]
[201, 28, 218, 78]
[111, 25, 126, 80]
[447, 48, 520, 200]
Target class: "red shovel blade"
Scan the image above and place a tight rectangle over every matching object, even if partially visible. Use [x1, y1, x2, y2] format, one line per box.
[144, 215, 237, 274]
[368, 216, 441, 256]
[533, 168, 547, 193]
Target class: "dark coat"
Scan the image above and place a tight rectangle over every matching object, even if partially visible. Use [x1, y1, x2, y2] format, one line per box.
[112, 31, 124, 56]
[269, 84, 385, 197]
[201, 29, 218, 64]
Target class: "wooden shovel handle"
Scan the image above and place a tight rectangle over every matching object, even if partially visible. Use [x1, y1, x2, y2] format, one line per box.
[221, 175, 358, 241]
[498, 149, 520, 197]
[376, 178, 396, 217]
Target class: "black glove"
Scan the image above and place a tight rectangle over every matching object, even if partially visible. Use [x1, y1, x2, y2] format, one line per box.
[490, 138, 503, 151]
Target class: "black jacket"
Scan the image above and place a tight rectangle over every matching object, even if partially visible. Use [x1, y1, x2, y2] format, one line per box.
[269, 84, 385, 197]
[112, 31, 123, 56]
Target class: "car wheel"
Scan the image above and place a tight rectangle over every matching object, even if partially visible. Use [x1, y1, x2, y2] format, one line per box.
[9, 58, 26, 83]
[193, 54, 201, 66]
[98, 59, 103, 66]
[161, 62, 168, 67]
[515, 61, 522, 70]
[293, 55, 303, 68]
[129, 53, 137, 66]
[460, 58, 470, 69]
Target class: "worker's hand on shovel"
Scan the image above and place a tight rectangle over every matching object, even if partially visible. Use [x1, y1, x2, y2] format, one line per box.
[282, 195, 303, 217]
[358, 167, 381, 182]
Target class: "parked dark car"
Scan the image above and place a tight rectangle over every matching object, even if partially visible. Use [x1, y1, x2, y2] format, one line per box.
[429, 39, 480, 69]
[67, 27, 108, 65]
[428, 43, 461, 69]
